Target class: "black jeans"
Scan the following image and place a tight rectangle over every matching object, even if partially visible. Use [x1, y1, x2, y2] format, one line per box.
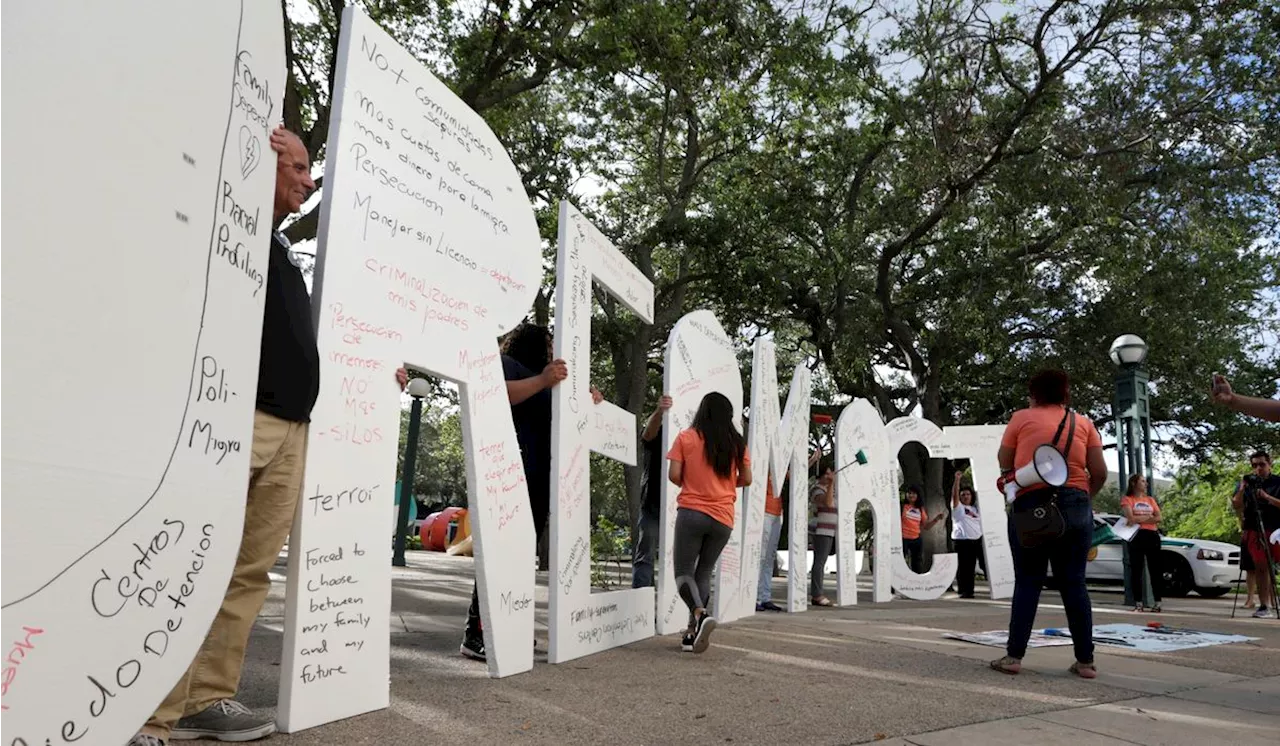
[632, 509, 659, 588]
[1128, 529, 1162, 604]
[673, 508, 732, 626]
[902, 537, 924, 574]
[954, 539, 983, 597]
[1005, 488, 1094, 664]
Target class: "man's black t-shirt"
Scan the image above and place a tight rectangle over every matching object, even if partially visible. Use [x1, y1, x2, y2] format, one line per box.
[1242, 473, 1280, 532]
[639, 430, 663, 518]
[502, 356, 551, 508]
[256, 234, 320, 422]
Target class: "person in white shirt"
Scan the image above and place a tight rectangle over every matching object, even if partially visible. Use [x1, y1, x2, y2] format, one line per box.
[951, 472, 985, 598]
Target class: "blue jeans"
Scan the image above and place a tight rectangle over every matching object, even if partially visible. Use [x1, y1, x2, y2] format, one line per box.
[1005, 488, 1094, 664]
[757, 514, 783, 604]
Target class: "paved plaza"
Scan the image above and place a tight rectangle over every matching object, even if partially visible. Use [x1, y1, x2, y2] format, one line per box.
[235, 551, 1280, 745]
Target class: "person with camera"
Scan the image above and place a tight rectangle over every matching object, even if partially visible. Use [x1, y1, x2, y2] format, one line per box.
[1232, 450, 1280, 618]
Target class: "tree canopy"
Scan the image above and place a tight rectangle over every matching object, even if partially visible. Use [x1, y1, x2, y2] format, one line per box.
[287, 1, 1279, 546]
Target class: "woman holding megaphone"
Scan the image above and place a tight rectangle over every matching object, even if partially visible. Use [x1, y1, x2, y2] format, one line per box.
[991, 369, 1107, 679]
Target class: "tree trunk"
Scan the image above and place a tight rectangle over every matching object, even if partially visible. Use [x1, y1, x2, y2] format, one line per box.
[614, 323, 654, 549]
[919, 369, 947, 563]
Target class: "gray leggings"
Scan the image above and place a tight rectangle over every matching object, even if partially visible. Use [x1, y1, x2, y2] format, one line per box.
[673, 508, 733, 626]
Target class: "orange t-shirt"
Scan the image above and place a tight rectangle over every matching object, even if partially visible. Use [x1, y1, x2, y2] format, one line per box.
[901, 504, 927, 539]
[1120, 495, 1159, 532]
[1000, 406, 1102, 495]
[667, 428, 751, 528]
[764, 477, 782, 517]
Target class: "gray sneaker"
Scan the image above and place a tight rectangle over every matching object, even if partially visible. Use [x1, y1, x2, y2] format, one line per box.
[127, 736, 166, 746]
[170, 699, 275, 741]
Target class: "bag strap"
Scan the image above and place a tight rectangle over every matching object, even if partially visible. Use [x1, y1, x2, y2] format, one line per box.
[1051, 409, 1076, 455]
[1046, 410, 1076, 503]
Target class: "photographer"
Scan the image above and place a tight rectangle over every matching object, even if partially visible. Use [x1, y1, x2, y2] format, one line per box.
[1232, 450, 1280, 618]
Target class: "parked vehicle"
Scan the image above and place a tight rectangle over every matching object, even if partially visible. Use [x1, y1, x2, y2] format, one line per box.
[1064, 514, 1240, 598]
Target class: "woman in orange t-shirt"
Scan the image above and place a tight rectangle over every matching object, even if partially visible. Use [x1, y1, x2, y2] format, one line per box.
[900, 485, 944, 574]
[992, 369, 1106, 680]
[668, 392, 752, 654]
[1120, 475, 1163, 612]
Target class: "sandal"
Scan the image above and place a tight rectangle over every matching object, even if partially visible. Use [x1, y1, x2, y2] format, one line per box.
[1151, 603, 1162, 613]
[1069, 661, 1097, 679]
[811, 596, 833, 607]
[989, 656, 1021, 675]
[1132, 604, 1145, 612]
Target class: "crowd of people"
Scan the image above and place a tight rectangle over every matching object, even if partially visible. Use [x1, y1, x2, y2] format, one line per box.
[126, 127, 1279, 744]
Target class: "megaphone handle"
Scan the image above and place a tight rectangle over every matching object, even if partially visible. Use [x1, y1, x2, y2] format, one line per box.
[1004, 483, 1019, 504]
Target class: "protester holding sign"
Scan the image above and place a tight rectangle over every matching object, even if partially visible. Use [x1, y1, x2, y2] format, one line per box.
[131, 128, 319, 746]
[633, 394, 674, 588]
[459, 323, 603, 661]
[668, 392, 752, 653]
[991, 369, 1106, 680]
[755, 477, 785, 611]
[951, 473, 985, 599]
[1120, 475, 1163, 613]
[810, 462, 838, 606]
[757, 450, 819, 611]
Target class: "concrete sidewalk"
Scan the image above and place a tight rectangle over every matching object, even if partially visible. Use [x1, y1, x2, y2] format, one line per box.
[233, 552, 1280, 745]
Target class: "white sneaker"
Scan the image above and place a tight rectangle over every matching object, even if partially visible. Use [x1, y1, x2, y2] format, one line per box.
[1252, 607, 1273, 619]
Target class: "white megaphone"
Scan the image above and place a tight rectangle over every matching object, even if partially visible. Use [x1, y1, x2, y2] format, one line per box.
[1004, 444, 1069, 503]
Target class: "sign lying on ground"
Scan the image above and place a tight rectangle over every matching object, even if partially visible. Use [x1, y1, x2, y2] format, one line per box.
[1, 1, 282, 741]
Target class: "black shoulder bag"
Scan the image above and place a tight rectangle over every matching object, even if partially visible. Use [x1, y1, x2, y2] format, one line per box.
[1010, 410, 1075, 549]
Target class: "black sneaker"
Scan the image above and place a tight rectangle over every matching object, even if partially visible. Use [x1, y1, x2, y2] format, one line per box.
[756, 601, 784, 612]
[460, 631, 486, 661]
[692, 613, 718, 654]
[170, 699, 275, 741]
[680, 633, 694, 652]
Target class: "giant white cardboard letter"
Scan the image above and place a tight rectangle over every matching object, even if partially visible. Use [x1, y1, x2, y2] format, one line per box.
[717, 338, 811, 621]
[934, 426, 1015, 599]
[549, 202, 655, 662]
[1, 2, 282, 741]
[656, 312, 744, 635]
[278, 8, 543, 732]
[835, 401, 957, 600]
[837, 405, 1014, 602]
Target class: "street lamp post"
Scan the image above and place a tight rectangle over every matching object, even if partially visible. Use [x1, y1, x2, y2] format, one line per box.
[1110, 334, 1154, 494]
[1110, 334, 1154, 607]
[393, 377, 432, 567]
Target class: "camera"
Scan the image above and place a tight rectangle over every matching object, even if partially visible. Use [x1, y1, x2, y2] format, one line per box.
[1244, 474, 1262, 487]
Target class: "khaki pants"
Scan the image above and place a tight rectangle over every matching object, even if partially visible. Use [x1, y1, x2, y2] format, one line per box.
[141, 410, 308, 738]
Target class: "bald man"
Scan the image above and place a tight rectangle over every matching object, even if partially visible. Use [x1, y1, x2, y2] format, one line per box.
[131, 128, 319, 745]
